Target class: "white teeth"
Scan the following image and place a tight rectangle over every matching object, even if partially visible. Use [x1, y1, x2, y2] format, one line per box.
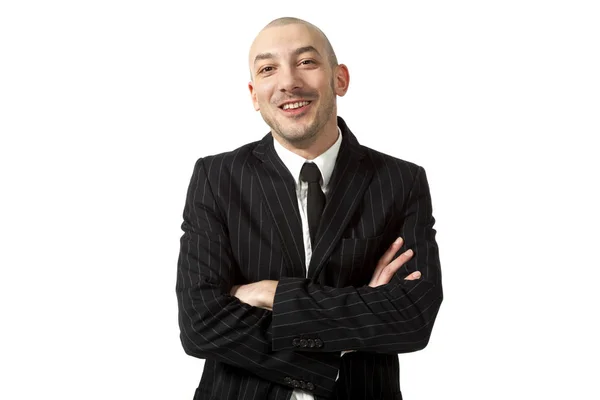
[282, 101, 310, 110]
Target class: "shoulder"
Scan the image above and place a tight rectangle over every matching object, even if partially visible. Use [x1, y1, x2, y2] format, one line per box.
[191, 138, 264, 181]
[360, 144, 424, 182]
[338, 116, 424, 182]
[196, 140, 261, 175]
[357, 145, 432, 205]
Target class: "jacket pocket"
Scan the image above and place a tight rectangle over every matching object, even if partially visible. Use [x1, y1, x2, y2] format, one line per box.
[326, 234, 384, 287]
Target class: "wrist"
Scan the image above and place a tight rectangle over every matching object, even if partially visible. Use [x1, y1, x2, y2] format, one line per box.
[261, 280, 278, 310]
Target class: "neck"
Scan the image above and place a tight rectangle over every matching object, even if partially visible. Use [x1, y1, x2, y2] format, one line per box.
[273, 117, 339, 160]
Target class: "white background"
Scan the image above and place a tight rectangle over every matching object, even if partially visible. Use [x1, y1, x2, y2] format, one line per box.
[1, 1, 599, 399]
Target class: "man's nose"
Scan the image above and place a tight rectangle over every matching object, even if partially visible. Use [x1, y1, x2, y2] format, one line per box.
[277, 66, 302, 93]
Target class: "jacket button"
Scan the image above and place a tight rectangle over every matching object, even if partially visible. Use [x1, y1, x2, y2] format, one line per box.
[300, 338, 308, 348]
[300, 381, 307, 389]
[306, 382, 315, 390]
[284, 377, 292, 385]
[292, 379, 300, 388]
[314, 338, 323, 348]
[292, 338, 300, 347]
[307, 339, 315, 348]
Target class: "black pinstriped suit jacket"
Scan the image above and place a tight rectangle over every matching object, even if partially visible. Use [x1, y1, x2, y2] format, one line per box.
[176, 116, 443, 400]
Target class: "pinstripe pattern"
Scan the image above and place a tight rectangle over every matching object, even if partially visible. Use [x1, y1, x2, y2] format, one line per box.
[177, 117, 443, 399]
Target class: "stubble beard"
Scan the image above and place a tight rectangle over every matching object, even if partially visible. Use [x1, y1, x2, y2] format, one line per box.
[262, 82, 336, 149]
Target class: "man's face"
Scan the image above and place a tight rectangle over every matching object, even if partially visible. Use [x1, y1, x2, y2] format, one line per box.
[248, 24, 340, 146]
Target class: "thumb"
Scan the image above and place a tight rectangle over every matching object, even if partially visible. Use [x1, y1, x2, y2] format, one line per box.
[404, 271, 422, 281]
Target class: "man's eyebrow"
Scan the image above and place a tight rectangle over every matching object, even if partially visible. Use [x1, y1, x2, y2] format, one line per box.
[253, 46, 321, 66]
[254, 52, 275, 65]
[293, 45, 321, 57]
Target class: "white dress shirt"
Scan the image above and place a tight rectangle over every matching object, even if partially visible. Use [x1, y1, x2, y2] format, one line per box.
[273, 128, 344, 400]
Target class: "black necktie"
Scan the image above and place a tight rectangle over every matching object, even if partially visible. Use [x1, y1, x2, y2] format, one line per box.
[300, 162, 325, 246]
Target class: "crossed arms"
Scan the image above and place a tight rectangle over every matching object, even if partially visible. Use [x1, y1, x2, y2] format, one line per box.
[230, 236, 421, 310]
[176, 157, 443, 397]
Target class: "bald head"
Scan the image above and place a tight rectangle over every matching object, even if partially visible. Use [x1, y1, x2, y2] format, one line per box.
[261, 17, 338, 67]
[249, 17, 339, 80]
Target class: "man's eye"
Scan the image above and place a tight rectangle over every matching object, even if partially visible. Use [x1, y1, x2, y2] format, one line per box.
[259, 66, 274, 74]
[300, 60, 315, 65]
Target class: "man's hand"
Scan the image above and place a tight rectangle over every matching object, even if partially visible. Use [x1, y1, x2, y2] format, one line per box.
[230, 280, 278, 311]
[369, 237, 420, 287]
[230, 237, 419, 309]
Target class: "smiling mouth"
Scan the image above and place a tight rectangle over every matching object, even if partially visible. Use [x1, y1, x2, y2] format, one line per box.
[280, 101, 312, 111]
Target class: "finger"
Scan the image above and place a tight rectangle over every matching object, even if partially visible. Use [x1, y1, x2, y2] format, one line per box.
[370, 238, 404, 286]
[377, 249, 414, 283]
[404, 271, 422, 280]
[388, 248, 414, 271]
[377, 237, 404, 268]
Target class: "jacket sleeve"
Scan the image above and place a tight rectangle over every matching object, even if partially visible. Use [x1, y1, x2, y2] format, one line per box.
[271, 166, 443, 354]
[176, 158, 341, 397]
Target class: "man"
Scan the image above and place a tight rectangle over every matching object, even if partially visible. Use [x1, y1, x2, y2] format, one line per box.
[177, 17, 443, 400]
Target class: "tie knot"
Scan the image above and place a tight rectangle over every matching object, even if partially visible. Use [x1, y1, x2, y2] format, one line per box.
[300, 162, 322, 184]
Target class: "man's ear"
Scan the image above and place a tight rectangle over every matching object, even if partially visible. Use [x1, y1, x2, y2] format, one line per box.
[248, 81, 260, 111]
[334, 64, 350, 97]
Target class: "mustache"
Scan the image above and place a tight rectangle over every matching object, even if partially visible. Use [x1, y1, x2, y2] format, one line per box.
[273, 91, 317, 105]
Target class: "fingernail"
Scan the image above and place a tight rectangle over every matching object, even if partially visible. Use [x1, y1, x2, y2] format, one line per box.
[413, 271, 421, 278]
[405, 249, 413, 256]
[395, 237, 402, 245]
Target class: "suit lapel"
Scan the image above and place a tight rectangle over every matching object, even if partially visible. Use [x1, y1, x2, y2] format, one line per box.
[250, 118, 375, 281]
[251, 134, 306, 276]
[308, 118, 375, 280]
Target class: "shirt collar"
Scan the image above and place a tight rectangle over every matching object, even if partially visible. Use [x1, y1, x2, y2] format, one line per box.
[273, 127, 343, 188]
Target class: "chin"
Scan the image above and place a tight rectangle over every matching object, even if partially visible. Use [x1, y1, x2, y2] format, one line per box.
[282, 131, 311, 143]
[281, 129, 319, 147]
